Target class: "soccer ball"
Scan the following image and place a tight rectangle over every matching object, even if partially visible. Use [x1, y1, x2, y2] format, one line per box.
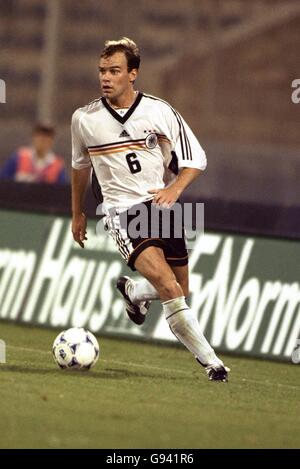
[52, 327, 100, 370]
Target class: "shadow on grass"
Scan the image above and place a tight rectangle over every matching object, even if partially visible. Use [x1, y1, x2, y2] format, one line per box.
[0, 365, 186, 381]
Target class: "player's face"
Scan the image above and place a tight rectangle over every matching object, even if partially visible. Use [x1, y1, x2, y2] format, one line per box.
[98, 52, 137, 102]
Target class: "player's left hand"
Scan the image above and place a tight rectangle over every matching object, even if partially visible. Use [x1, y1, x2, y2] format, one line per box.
[148, 186, 182, 208]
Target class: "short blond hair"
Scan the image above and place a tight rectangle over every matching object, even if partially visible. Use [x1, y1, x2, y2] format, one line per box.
[101, 37, 140, 71]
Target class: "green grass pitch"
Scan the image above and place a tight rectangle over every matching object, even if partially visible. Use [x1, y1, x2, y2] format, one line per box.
[0, 321, 299, 449]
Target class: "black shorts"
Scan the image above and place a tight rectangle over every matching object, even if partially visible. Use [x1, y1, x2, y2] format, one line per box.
[103, 199, 188, 271]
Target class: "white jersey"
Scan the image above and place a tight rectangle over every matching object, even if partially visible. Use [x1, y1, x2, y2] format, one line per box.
[71, 92, 207, 213]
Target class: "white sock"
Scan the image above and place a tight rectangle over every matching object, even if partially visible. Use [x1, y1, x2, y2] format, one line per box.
[162, 296, 223, 367]
[127, 278, 159, 303]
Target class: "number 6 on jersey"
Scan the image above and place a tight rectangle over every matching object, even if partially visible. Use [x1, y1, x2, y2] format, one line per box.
[126, 152, 142, 174]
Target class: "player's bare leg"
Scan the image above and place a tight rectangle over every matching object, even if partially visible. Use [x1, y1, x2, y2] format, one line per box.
[117, 260, 189, 326]
[118, 262, 189, 309]
[116, 246, 176, 324]
[134, 246, 182, 301]
[170, 264, 189, 298]
[134, 246, 229, 382]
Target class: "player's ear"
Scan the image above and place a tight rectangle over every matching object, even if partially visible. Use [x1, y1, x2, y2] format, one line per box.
[130, 68, 138, 83]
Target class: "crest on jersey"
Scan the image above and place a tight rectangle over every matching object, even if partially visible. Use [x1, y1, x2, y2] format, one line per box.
[145, 133, 158, 149]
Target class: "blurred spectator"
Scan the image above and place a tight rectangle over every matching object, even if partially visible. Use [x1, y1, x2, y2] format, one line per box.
[0, 124, 68, 183]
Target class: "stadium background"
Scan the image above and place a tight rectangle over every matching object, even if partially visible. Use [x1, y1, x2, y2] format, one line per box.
[0, 0, 299, 449]
[1, 0, 300, 204]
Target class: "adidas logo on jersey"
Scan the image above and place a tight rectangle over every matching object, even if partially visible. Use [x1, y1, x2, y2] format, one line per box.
[119, 130, 130, 138]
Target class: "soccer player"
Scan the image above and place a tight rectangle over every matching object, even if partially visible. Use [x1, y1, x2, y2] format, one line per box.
[71, 38, 229, 382]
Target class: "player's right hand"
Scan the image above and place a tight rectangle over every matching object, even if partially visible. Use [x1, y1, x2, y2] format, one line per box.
[72, 212, 88, 248]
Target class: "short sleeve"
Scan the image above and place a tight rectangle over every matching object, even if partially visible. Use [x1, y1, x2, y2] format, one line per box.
[165, 105, 207, 171]
[71, 109, 91, 170]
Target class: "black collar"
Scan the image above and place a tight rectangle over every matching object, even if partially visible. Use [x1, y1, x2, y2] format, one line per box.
[101, 91, 143, 124]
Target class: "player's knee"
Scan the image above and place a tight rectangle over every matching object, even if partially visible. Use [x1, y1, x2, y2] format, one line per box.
[158, 278, 182, 299]
[142, 267, 183, 300]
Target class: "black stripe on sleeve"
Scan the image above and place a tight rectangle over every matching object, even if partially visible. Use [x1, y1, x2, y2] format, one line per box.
[174, 110, 192, 161]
